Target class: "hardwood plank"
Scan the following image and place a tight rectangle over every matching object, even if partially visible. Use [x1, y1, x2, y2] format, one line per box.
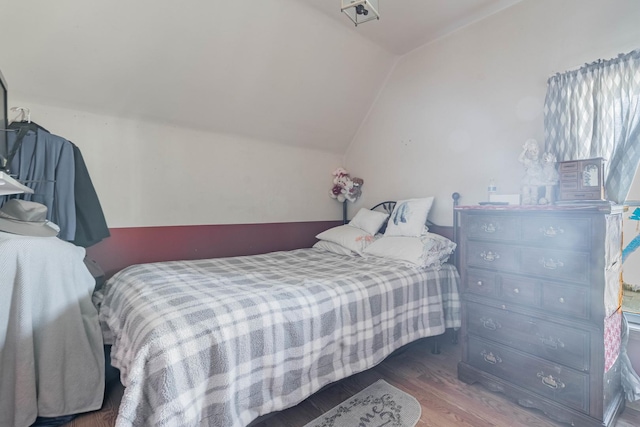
[64, 337, 638, 426]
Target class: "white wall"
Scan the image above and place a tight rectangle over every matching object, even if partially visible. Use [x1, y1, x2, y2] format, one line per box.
[345, 0, 640, 226]
[1, 0, 395, 228]
[9, 96, 344, 227]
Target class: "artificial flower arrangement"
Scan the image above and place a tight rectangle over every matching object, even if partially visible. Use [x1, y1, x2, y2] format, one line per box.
[329, 167, 364, 203]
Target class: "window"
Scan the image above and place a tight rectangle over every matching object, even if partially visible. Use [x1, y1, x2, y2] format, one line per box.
[623, 177, 640, 323]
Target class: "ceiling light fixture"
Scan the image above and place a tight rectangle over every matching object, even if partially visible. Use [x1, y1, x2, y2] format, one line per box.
[341, 0, 379, 26]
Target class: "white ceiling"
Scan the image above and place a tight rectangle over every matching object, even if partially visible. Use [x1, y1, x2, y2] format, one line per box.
[0, 0, 522, 153]
[302, 0, 523, 55]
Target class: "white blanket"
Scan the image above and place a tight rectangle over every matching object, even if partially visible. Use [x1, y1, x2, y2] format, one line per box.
[0, 232, 104, 427]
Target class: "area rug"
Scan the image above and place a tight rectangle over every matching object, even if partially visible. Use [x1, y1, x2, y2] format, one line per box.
[303, 380, 421, 427]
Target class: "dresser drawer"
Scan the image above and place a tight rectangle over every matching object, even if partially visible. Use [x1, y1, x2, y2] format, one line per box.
[466, 302, 590, 371]
[468, 336, 589, 413]
[559, 161, 579, 172]
[465, 214, 519, 241]
[560, 178, 578, 190]
[499, 273, 539, 307]
[520, 247, 589, 284]
[465, 268, 498, 297]
[521, 216, 590, 249]
[560, 191, 603, 200]
[541, 282, 589, 319]
[467, 242, 518, 272]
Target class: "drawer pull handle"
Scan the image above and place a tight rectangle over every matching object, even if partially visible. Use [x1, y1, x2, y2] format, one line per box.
[481, 350, 502, 365]
[481, 223, 497, 233]
[540, 258, 564, 270]
[537, 372, 565, 390]
[477, 280, 483, 286]
[537, 335, 565, 350]
[540, 226, 565, 238]
[480, 251, 500, 262]
[480, 317, 500, 331]
[558, 297, 565, 304]
[513, 288, 520, 294]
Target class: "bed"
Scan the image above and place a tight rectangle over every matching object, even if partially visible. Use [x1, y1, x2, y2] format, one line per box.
[96, 197, 462, 427]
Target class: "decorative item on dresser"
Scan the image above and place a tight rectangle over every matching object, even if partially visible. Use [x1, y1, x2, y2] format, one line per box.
[456, 204, 625, 427]
[558, 157, 606, 202]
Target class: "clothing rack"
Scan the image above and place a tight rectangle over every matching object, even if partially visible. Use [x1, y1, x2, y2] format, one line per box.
[11, 106, 31, 124]
[0, 107, 32, 132]
[0, 108, 50, 175]
[0, 171, 34, 196]
[1, 107, 35, 171]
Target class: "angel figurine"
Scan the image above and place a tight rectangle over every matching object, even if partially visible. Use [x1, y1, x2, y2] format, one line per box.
[519, 139, 544, 205]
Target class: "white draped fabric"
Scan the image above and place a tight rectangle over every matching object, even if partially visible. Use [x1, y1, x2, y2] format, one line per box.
[0, 232, 104, 427]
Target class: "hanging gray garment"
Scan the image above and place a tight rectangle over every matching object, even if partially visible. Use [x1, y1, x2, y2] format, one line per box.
[6, 128, 76, 241]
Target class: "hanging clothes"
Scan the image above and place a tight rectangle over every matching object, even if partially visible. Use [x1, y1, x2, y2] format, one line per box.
[70, 143, 110, 247]
[6, 125, 76, 241]
[3, 123, 110, 246]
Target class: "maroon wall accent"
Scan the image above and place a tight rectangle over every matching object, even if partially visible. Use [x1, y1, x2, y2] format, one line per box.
[86, 220, 341, 278]
[85, 220, 640, 382]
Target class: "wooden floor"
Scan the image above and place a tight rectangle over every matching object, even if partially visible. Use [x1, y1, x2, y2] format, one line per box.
[65, 333, 640, 427]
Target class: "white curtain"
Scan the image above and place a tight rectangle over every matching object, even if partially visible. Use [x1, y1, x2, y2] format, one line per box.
[544, 49, 640, 203]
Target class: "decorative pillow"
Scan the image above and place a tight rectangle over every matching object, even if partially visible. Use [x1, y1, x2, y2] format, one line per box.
[348, 208, 389, 235]
[384, 197, 434, 237]
[422, 232, 457, 266]
[363, 233, 456, 269]
[315, 225, 374, 255]
[312, 240, 357, 257]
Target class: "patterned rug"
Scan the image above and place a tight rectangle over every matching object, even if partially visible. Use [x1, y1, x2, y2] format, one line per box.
[303, 380, 421, 427]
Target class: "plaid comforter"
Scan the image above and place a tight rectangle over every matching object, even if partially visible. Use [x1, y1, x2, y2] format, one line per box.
[97, 248, 461, 427]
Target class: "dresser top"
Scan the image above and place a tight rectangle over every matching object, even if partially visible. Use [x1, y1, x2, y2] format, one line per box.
[456, 203, 622, 214]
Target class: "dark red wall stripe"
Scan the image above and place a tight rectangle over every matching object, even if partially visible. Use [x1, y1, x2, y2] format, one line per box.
[86, 220, 341, 278]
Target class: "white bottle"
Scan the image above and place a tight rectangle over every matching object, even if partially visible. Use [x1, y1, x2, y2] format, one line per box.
[488, 179, 497, 202]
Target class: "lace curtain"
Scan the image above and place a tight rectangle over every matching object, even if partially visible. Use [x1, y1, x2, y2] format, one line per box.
[544, 49, 640, 203]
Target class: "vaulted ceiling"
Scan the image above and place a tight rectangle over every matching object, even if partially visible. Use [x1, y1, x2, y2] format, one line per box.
[0, 0, 521, 153]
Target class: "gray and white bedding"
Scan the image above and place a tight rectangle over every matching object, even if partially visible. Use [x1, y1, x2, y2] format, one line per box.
[96, 247, 461, 427]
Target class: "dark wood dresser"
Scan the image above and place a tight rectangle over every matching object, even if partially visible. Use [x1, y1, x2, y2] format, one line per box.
[456, 205, 625, 427]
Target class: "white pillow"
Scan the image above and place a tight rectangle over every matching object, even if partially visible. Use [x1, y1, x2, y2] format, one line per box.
[312, 240, 357, 257]
[422, 232, 457, 266]
[348, 208, 389, 235]
[363, 233, 456, 269]
[315, 225, 374, 255]
[384, 197, 434, 237]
